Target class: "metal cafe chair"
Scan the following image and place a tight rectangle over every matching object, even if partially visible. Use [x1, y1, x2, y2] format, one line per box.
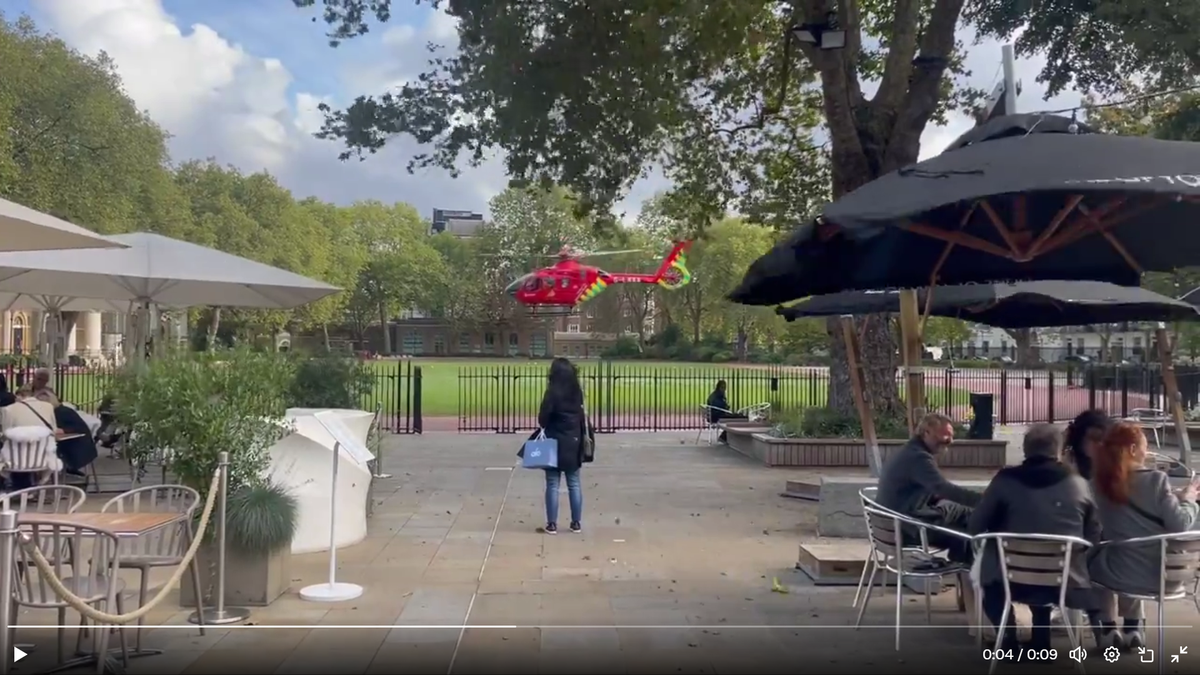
[696, 405, 730, 444]
[10, 519, 128, 672]
[1091, 531, 1200, 675]
[972, 532, 1092, 675]
[101, 484, 205, 654]
[856, 504, 971, 651]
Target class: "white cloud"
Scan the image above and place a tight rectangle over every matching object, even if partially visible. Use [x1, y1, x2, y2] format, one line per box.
[38, 0, 509, 218]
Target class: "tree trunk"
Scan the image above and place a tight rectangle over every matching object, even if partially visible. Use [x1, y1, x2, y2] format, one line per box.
[1008, 328, 1039, 365]
[206, 307, 221, 351]
[322, 323, 331, 351]
[377, 302, 392, 355]
[827, 315, 903, 418]
[736, 326, 749, 361]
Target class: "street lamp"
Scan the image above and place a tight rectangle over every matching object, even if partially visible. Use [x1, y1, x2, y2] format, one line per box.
[791, 12, 846, 50]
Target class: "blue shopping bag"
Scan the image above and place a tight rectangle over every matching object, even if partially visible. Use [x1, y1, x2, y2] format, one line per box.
[521, 430, 559, 469]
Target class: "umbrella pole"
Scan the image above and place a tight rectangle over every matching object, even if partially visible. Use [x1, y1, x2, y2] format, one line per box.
[841, 316, 883, 477]
[898, 290, 927, 435]
[1155, 326, 1192, 470]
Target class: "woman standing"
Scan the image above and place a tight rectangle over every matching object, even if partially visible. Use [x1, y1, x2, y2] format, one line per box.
[1087, 422, 1200, 650]
[538, 357, 586, 534]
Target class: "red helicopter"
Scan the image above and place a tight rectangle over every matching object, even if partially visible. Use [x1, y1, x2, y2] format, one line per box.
[504, 241, 693, 315]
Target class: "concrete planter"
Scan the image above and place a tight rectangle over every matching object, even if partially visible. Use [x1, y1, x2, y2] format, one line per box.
[1164, 424, 1200, 449]
[746, 435, 1007, 468]
[179, 541, 292, 608]
[719, 423, 773, 458]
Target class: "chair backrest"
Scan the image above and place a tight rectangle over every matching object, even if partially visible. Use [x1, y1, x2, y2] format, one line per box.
[12, 520, 121, 607]
[862, 504, 912, 559]
[1109, 532, 1200, 594]
[699, 405, 716, 426]
[101, 484, 199, 558]
[973, 532, 1090, 591]
[2, 485, 86, 514]
[3, 427, 54, 472]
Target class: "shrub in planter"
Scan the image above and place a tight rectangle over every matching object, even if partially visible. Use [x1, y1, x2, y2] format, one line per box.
[111, 347, 301, 606]
[287, 351, 373, 410]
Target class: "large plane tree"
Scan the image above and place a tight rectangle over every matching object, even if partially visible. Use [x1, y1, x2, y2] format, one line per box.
[296, 0, 1197, 417]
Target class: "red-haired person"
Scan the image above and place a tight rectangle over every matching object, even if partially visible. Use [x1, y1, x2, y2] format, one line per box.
[1087, 422, 1200, 651]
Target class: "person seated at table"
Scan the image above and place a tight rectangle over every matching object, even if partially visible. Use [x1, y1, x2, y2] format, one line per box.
[1086, 421, 1199, 651]
[877, 412, 981, 562]
[1065, 409, 1111, 480]
[52, 403, 98, 477]
[969, 423, 1101, 650]
[0, 390, 61, 490]
[17, 368, 58, 407]
[706, 380, 746, 443]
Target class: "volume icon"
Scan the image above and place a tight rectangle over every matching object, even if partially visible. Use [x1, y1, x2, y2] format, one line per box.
[1069, 646, 1087, 663]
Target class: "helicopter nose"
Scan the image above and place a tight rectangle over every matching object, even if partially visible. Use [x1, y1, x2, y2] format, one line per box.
[505, 276, 524, 296]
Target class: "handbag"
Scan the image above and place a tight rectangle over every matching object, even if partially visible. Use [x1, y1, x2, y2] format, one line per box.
[521, 429, 559, 470]
[581, 414, 595, 463]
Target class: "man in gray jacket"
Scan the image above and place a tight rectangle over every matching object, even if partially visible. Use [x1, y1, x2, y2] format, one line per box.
[968, 424, 1101, 649]
[877, 412, 982, 561]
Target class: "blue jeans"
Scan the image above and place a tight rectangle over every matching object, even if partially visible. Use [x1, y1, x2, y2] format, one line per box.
[544, 468, 582, 525]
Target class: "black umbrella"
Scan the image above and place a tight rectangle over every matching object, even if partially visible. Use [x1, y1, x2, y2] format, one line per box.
[730, 113, 1200, 305]
[776, 280, 1200, 328]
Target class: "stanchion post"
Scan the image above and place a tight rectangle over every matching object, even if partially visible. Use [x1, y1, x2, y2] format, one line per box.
[0, 510, 15, 675]
[371, 403, 391, 479]
[188, 452, 250, 625]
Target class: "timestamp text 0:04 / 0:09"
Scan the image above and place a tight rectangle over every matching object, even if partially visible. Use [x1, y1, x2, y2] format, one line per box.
[982, 648, 1059, 662]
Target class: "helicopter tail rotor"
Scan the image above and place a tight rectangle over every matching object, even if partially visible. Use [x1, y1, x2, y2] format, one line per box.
[653, 241, 693, 290]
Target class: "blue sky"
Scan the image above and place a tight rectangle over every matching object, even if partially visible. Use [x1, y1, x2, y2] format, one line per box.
[7, 1, 1080, 221]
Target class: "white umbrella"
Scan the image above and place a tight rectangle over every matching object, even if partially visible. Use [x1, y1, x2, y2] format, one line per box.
[0, 198, 125, 252]
[0, 232, 341, 308]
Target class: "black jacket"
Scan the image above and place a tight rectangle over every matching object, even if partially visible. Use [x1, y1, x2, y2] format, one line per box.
[54, 406, 98, 473]
[968, 456, 1100, 594]
[877, 436, 983, 517]
[706, 390, 730, 423]
[538, 389, 585, 472]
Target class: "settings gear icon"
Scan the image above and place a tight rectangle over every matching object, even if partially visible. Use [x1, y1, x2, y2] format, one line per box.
[1104, 645, 1121, 663]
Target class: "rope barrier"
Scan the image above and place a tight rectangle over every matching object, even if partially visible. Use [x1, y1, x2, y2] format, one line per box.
[15, 469, 222, 624]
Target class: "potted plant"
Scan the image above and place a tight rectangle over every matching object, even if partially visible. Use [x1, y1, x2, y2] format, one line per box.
[112, 347, 301, 607]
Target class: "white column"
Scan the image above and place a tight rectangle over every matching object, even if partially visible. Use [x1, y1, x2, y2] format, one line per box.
[84, 312, 102, 356]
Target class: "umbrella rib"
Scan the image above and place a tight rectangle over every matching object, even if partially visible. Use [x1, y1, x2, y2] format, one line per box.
[978, 201, 1024, 259]
[898, 220, 1011, 258]
[1026, 195, 1084, 259]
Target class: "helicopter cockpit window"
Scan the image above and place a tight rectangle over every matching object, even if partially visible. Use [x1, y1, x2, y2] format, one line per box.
[522, 276, 539, 292]
[559, 278, 571, 289]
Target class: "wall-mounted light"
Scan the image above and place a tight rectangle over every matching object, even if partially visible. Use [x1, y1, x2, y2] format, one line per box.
[791, 12, 846, 50]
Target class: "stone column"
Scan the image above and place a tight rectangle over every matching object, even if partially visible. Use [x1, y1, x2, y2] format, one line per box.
[84, 312, 102, 356]
[1, 311, 11, 353]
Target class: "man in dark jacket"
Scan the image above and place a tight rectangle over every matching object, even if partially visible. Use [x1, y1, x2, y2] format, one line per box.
[968, 424, 1101, 650]
[706, 380, 746, 443]
[877, 412, 982, 561]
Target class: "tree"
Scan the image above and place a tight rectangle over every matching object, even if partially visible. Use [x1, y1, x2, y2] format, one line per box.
[0, 14, 173, 234]
[696, 219, 779, 360]
[924, 318, 972, 350]
[296, 0, 985, 418]
[968, 1, 1199, 97]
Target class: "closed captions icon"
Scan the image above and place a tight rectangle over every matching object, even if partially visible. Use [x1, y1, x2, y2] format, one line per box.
[1069, 646, 1087, 663]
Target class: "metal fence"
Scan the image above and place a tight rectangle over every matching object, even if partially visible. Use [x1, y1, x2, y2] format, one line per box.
[367, 359, 422, 434]
[14, 360, 1200, 435]
[453, 362, 1200, 433]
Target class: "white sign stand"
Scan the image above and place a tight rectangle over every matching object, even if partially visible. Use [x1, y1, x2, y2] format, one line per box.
[299, 412, 369, 602]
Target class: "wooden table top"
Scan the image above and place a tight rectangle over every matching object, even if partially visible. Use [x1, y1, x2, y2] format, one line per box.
[18, 512, 184, 537]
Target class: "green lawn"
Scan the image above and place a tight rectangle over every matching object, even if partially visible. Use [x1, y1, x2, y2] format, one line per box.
[361, 358, 971, 418]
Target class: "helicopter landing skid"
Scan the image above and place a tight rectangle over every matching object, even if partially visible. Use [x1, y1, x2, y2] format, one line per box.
[526, 305, 578, 318]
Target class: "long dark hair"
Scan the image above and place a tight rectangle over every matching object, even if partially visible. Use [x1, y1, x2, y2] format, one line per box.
[1066, 408, 1110, 479]
[547, 357, 583, 405]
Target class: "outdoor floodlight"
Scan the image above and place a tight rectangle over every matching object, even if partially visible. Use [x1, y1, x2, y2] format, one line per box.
[791, 12, 846, 51]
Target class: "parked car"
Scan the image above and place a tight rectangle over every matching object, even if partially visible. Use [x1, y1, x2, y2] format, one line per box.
[1063, 354, 1091, 364]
